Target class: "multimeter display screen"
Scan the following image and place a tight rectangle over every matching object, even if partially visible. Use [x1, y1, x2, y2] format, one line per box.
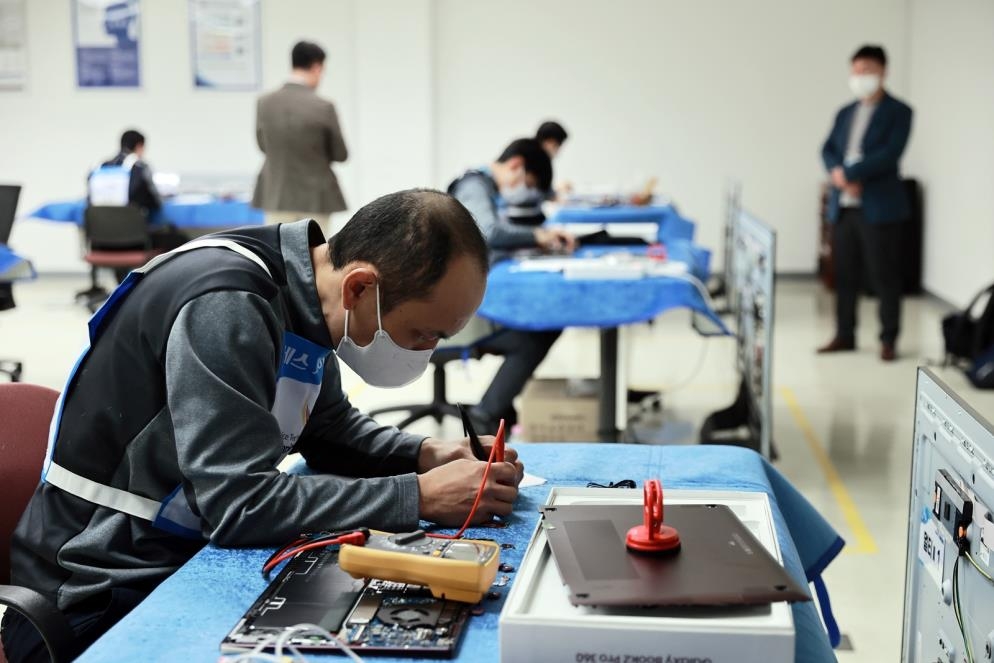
[442, 542, 487, 561]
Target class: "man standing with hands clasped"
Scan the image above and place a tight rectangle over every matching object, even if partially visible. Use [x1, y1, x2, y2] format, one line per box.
[818, 44, 913, 362]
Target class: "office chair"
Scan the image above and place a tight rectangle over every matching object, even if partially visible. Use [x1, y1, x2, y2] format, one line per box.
[0, 185, 24, 382]
[0, 383, 80, 663]
[368, 318, 506, 430]
[79, 206, 160, 312]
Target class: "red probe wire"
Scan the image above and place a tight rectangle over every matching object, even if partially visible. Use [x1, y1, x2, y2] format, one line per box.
[263, 421, 508, 574]
[262, 531, 367, 576]
[429, 419, 506, 540]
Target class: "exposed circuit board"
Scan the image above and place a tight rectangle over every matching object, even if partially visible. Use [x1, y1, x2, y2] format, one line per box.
[222, 546, 471, 657]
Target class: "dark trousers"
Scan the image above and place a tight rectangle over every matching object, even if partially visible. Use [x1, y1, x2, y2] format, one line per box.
[833, 208, 903, 345]
[0, 588, 146, 663]
[477, 329, 561, 426]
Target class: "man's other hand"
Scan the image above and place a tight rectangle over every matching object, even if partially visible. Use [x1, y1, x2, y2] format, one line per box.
[419, 437, 522, 479]
[416, 459, 520, 526]
[534, 227, 577, 254]
[830, 166, 848, 189]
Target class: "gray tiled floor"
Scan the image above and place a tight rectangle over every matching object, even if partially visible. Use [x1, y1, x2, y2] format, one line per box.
[3, 272, 991, 661]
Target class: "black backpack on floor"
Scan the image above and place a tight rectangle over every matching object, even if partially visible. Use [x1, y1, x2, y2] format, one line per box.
[943, 283, 994, 388]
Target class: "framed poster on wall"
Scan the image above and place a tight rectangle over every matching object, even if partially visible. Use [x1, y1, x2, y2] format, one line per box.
[73, 0, 141, 88]
[189, 0, 261, 90]
[0, 0, 27, 89]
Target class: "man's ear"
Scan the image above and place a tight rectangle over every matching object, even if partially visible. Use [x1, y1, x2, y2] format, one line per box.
[341, 267, 378, 311]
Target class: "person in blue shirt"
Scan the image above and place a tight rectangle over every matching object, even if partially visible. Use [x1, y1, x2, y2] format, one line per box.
[93, 129, 163, 216]
[818, 45, 913, 362]
[89, 130, 189, 280]
[448, 138, 575, 432]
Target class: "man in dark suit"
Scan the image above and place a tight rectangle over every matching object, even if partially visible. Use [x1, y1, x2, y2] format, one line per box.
[253, 41, 349, 237]
[818, 45, 913, 362]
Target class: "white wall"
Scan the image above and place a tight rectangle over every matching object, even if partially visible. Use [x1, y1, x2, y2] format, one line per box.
[906, 0, 994, 307]
[2, 0, 916, 274]
[1, 0, 358, 271]
[433, 0, 910, 272]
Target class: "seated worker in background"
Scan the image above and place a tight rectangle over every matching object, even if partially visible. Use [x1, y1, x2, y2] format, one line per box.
[88, 129, 189, 279]
[2, 190, 523, 663]
[448, 138, 576, 433]
[506, 120, 571, 224]
[535, 120, 568, 159]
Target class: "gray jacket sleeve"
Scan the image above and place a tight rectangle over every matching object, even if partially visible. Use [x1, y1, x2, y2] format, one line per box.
[294, 361, 427, 478]
[165, 291, 420, 546]
[451, 175, 538, 250]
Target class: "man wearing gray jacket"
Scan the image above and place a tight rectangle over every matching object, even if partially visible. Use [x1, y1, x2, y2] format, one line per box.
[448, 138, 575, 433]
[253, 41, 348, 236]
[2, 190, 522, 662]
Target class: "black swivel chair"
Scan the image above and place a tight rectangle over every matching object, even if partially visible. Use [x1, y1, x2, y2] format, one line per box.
[368, 318, 506, 430]
[78, 206, 160, 312]
[0, 184, 24, 382]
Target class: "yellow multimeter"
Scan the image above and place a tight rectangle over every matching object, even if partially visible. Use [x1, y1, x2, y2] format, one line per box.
[338, 529, 501, 604]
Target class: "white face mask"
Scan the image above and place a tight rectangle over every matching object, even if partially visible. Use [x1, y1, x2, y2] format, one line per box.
[335, 283, 434, 388]
[849, 74, 881, 100]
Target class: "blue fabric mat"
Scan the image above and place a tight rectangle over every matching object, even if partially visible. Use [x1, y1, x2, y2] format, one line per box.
[0, 245, 35, 282]
[478, 240, 728, 333]
[551, 205, 695, 243]
[28, 198, 264, 228]
[77, 444, 840, 663]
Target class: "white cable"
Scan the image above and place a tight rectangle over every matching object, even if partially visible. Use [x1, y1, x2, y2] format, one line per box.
[218, 623, 365, 663]
[658, 336, 711, 393]
[275, 624, 364, 663]
[668, 270, 722, 316]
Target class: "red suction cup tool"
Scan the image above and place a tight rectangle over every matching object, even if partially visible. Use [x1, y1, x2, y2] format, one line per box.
[625, 479, 681, 554]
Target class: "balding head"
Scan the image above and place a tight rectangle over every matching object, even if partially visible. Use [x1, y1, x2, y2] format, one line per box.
[327, 189, 489, 313]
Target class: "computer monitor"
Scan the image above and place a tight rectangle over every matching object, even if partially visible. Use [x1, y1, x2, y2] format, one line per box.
[732, 209, 775, 459]
[903, 368, 994, 662]
[700, 208, 776, 459]
[0, 184, 21, 245]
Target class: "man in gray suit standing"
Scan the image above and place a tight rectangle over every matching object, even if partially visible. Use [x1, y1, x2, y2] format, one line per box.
[253, 41, 348, 236]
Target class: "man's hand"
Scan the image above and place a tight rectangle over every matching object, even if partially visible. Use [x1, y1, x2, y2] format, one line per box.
[417, 459, 520, 527]
[534, 227, 577, 254]
[830, 166, 848, 189]
[418, 437, 523, 479]
[844, 182, 863, 198]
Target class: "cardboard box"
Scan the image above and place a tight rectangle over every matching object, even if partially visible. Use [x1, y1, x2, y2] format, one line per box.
[519, 378, 599, 442]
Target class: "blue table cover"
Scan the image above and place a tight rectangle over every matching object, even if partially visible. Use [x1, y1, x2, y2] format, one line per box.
[478, 240, 729, 334]
[0, 244, 35, 282]
[551, 205, 695, 243]
[77, 444, 841, 663]
[29, 198, 264, 229]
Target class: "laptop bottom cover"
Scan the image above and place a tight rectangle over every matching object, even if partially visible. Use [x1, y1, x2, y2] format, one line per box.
[540, 503, 810, 607]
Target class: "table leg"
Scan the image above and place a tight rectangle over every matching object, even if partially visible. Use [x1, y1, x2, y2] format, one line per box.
[599, 327, 620, 442]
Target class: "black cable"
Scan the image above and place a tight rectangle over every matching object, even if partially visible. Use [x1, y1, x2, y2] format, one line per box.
[586, 480, 637, 489]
